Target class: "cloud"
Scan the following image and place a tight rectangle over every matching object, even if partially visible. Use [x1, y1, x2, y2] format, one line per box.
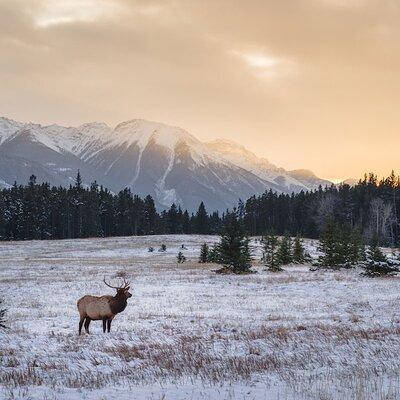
[0, 0, 399, 180]
[234, 51, 280, 69]
[33, 0, 123, 27]
[229, 49, 297, 82]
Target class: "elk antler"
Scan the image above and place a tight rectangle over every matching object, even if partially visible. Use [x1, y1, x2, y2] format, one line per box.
[121, 277, 130, 289]
[103, 276, 130, 290]
[103, 276, 122, 289]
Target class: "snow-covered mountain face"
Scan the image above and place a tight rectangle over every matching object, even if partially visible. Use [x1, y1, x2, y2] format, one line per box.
[0, 117, 331, 211]
[206, 140, 330, 194]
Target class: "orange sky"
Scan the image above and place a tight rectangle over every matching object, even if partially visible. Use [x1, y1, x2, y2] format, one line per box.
[0, 0, 399, 181]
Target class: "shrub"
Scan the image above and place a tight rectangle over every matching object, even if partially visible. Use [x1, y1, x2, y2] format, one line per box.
[177, 251, 186, 264]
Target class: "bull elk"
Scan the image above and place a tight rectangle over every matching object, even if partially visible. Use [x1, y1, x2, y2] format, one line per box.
[77, 277, 132, 335]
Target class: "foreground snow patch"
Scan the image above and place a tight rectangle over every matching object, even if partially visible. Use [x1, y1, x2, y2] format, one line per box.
[1, 235, 400, 400]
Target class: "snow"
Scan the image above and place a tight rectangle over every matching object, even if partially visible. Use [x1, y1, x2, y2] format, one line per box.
[110, 119, 200, 153]
[207, 139, 312, 192]
[0, 117, 329, 197]
[155, 150, 180, 207]
[0, 117, 24, 144]
[108, 119, 229, 169]
[0, 118, 112, 157]
[1, 235, 400, 400]
[0, 179, 12, 189]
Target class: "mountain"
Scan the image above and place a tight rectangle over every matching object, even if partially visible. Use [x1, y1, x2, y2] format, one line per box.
[0, 116, 331, 211]
[339, 178, 359, 186]
[206, 140, 330, 193]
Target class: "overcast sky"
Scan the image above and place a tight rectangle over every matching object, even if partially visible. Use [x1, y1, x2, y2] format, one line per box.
[1, 0, 399, 181]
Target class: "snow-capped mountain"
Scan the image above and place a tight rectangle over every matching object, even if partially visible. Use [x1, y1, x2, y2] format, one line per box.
[206, 140, 330, 193]
[0, 116, 331, 211]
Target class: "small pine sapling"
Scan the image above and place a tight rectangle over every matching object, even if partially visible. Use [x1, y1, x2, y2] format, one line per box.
[177, 251, 186, 264]
[158, 244, 167, 252]
[263, 232, 282, 272]
[199, 243, 209, 263]
[361, 235, 398, 277]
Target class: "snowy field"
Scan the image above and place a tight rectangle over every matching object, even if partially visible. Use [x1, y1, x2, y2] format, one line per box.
[1, 235, 400, 400]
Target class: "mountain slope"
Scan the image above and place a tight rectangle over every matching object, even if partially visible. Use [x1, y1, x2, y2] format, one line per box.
[0, 117, 331, 211]
[206, 140, 330, 192]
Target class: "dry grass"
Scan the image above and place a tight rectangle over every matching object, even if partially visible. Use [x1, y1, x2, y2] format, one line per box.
[1, 235, 400, 399]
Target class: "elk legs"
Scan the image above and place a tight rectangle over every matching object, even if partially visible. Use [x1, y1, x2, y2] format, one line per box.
[79, 317, 85, 335]
[84, 317, 91, 334]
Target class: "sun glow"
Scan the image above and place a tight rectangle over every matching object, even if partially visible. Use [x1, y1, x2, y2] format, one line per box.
[241, 53, 280, 68]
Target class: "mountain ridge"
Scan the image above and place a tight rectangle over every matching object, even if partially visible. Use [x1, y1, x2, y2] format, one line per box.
[0, 116, 332, 210]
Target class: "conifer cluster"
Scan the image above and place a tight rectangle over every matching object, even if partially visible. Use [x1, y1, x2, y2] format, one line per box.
[0, 175, 223, 240]
[317, 220, 365, 268]
[262, 233, 310, 272]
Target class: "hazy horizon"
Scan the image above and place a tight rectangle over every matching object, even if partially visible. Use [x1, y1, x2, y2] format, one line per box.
[1, 0, 399, 182]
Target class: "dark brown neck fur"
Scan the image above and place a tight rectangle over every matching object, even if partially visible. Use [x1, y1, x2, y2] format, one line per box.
[109, 291, 128, 315]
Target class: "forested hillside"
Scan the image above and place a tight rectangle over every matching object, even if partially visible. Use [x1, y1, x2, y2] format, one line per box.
[0, 171, 399, 246]
[244, 172, 400, 246]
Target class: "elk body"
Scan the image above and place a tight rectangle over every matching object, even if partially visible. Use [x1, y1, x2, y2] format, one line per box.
[77, 278, 132, 335]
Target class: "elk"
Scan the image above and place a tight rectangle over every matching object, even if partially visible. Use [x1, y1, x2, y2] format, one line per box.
[77, 277, 132, 335]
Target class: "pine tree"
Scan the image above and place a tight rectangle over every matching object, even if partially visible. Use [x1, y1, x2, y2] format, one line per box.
[262, 232, 282, 272]
[216, 210, 252, 273]
[276, 234, 293, 266]
[207, 244, 222, 263]
[199, 243, 209, 263]
[317, 219, 347, 268]
[143, 195, 157, 234]
[167, 203, 179, 234]
[292, 236, 310, 264]
[71, 171, 85, 238]
[159, 244, 167, 252]
[83, 181, 102, 237]
[195, 202, 209, 234]
[177, 251, 186, 264]
[75, 170, 83, 189]
[368, 234, 387, 262]
[361, 234, 398, 277]
[348, 228, 365, 264]
[182, 210, 191, 234]
[22, 175, 40, 239]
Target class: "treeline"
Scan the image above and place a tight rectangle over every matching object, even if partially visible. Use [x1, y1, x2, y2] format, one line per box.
[243, 172, 400, 246]
[1, 171, 400, 245]
[0, 173, 222, 240]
